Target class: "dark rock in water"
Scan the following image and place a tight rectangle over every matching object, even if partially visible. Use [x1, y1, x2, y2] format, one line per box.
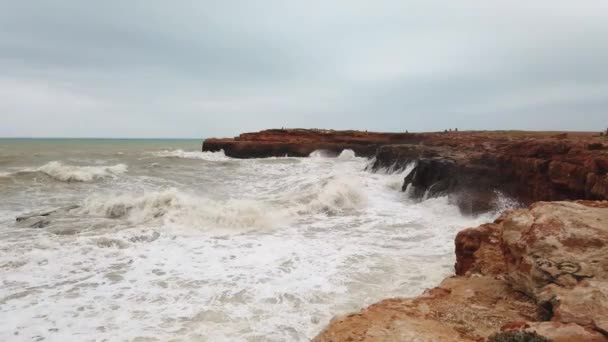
[16, 205, 80, 222]
[129, 231, 161, 243]
[16, 205, 80, 228]
[16, 217, 51, 228]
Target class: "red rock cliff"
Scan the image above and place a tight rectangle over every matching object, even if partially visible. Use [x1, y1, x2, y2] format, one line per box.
[204, 129, 608, 212]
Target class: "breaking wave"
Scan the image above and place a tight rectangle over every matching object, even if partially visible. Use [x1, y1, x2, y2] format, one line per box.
[151, 149, 228, 161]
[37, 162, 127, 182]
[337, 149, 356, 159]
[290, 175, 366, 215]
[80, 188, 286, 230]
[308, 150, 334, 158]
[308, 149, 357, 159]
[79, 174, 368, 230]
[2, 161, 127, 182]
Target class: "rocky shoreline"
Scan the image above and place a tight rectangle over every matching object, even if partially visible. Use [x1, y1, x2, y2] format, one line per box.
[204, 129, 608, 341]
[315, 201, 608, 341]
[204, 129, 607, 215]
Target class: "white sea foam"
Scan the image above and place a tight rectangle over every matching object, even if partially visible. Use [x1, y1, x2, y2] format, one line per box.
[80, 188, 285, 231]
[337, 149, 356, 159]
[151, 149, 228, 161]
[8, 161, 129, 182]
[308, 150, 333, 158]
[294, 175, 366, 215]
[0, 143, 517, 341]
[308, 149, 357, 159]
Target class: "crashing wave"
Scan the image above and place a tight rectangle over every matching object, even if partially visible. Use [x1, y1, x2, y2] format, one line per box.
[337, 149, 356, 159]
[308, 150, 334, 158]
[36, 161, 127, 182]
[79, 188, 284, 230]
[2, 161, 128, 182]
[151, 149, 228, 161]
[308, 149, 357, 159]
[292, 175, 366, 215]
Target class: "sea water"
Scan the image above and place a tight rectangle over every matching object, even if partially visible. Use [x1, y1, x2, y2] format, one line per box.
[0, 139, 509, 341]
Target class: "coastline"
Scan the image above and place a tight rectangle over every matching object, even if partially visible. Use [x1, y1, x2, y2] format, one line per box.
[204, 129, 608, 341]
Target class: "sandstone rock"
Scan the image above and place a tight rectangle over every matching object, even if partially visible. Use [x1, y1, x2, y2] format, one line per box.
[203, 129, 423, 158]
[316, 201, 608, 341]
[315, 276, 537, 342]
[501, 201, 608, 333]
[455, 222, 505, 276]
[204, 130, 608, 208]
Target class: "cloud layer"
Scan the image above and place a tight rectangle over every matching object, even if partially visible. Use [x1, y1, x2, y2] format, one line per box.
[1, 1, 607, 137]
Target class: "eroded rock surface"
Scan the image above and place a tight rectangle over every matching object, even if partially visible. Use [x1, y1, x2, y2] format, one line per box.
[501, 201, 608, 334]
[316, 201, 608, 341]
[203, 129, 423, 158]
[205, 130, 608, 214]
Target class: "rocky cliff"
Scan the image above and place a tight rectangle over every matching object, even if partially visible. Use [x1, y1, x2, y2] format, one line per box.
[315, 201, 608, 341]
[204, 130, 608, 213]
[205, 129, 608, 340]
[203, 129, 423, 158]
[371, 132, 608, 214]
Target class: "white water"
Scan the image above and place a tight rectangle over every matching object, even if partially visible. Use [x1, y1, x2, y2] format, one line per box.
[0, 142, 510, 341]
[1, 161, 128, 182]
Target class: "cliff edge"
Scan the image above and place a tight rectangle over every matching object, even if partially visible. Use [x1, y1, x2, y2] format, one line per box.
[315, 201, 608, 341]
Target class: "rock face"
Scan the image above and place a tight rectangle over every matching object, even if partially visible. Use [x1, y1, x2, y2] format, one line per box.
[205, 130, 608, 213]
[376, 135, 608, 214]
[315, 201, 608, 341]
[203, 129, 423, 158]
[501, 201, 608, 334]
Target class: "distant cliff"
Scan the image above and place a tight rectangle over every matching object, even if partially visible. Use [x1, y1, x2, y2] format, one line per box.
[203, 128, 424, 158]
[204, 129, 608, 213]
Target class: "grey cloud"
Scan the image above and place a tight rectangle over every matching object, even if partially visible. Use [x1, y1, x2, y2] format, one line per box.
[1, 1, 607, 137]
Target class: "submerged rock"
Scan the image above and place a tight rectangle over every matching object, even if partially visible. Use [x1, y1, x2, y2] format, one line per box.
[16, 216, 51, 229]
[16, 205, 80, 222]
[15, 205, 79, 229]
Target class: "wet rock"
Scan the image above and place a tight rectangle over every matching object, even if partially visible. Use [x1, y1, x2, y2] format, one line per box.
[93, 238, 129, 249]
[16, 205, 80, 222]
[129, 231, 160, 243]
[16, 216, 51, 228]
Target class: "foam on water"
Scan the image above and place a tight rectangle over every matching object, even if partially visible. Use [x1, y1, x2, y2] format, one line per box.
[151, 149, 228, 161]
[2, 161, 127, 182]
[80, 188, 287, 231]
[0, 142, 517, 341]
[337, 149, 356, 159]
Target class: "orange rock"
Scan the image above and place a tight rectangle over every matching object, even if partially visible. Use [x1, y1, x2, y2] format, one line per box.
[315, 201, 608, 341]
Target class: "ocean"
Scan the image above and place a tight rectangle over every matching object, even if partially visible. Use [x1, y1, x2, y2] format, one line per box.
[0, 139, 506, 341]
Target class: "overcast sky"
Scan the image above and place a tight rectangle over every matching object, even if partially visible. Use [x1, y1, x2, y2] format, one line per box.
[1, 1, 607, 138]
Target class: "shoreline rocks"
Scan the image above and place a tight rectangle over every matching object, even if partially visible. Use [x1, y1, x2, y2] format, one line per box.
[204, 129, 608, 340]
[204, 129, 608, 213]
[315, 201, 608, 341]
[203, 129, 423, 158]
